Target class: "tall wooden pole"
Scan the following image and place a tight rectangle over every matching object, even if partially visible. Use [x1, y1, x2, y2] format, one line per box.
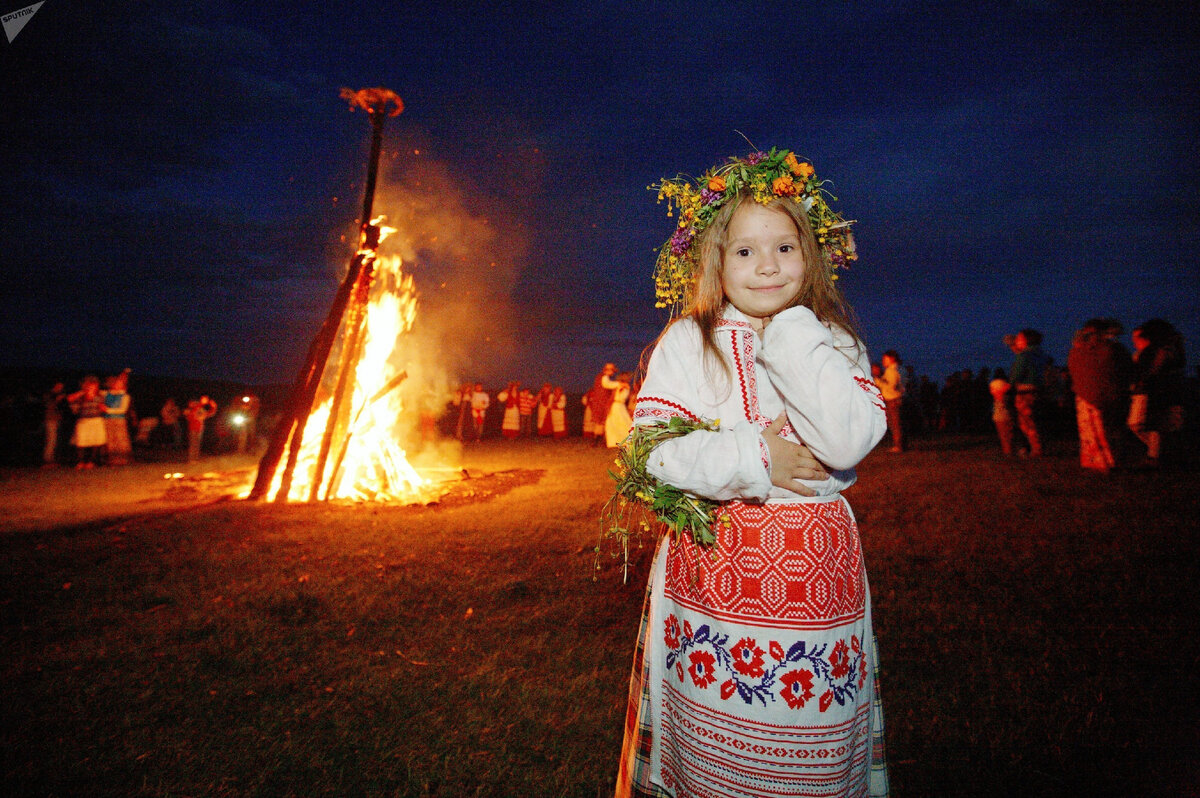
[249, 88, 403, 501]
[305, 110, 386, 501]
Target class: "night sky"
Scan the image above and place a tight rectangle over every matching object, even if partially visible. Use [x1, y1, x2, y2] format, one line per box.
[3, 0, 1197, 393]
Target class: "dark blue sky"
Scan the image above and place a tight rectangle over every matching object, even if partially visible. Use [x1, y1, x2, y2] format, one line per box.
[2, 0, 1197, 392]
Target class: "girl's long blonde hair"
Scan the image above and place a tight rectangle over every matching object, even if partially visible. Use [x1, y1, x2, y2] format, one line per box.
[643, 190, 863, 386]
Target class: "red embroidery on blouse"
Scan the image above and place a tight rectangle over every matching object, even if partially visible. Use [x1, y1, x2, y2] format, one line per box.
[853, 375, 886, 411]
[853, 375, 878, 393]
[730, 329, 755, 424]
[729, 328, 804, 445]
[634, 396, 700, 422]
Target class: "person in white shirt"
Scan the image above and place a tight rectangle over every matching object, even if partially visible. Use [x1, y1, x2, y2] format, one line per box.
[604, 372, 634, 447]
[469, 383, 489, 440]
[615, 149, 889, 798]
[496, 381, 522, 439]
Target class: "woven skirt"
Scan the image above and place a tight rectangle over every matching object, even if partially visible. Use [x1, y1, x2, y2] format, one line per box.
[617, 496, 888, 798]
[71, 417, 107, 448]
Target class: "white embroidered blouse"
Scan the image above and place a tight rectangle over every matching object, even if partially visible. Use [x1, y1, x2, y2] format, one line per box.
[633, 304, 887, 501]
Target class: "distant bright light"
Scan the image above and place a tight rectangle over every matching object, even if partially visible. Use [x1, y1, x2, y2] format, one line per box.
[231, 414, 246, 427]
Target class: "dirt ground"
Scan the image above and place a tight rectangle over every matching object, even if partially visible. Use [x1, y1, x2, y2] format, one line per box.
[0, 442, 554, 535]
[0, 454, 265, 534]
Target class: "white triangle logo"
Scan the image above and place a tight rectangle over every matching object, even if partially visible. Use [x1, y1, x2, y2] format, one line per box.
[3, 1, 45, 44]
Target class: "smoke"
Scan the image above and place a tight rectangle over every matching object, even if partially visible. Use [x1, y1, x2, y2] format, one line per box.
[347, 145, 532, 462]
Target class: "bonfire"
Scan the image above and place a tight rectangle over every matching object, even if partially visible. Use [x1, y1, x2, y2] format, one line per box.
[249, 87, 430, 503]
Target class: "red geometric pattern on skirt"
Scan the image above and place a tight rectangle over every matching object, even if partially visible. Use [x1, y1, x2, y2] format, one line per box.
[665, 500, 865, 624]
[660, 688, 874, 798]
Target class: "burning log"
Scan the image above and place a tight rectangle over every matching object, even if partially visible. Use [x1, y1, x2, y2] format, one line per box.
[326, 369, 407, 498]
[249, 88, 405, 502]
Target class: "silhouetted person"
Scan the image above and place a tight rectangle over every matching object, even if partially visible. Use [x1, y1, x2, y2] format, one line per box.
[184, 396, 218, 462]
[1009, 329, 1051, 457]
[876, 350, 905, 451]
[1068, 319, 1131, 473]
[233, 393, 260, 453]
[1128, 318, 1187, 467]
[160, 398, 182, 448]
[42, 382, 65, 466]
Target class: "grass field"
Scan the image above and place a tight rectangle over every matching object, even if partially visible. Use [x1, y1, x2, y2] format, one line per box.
[1, 437, 1197, 797]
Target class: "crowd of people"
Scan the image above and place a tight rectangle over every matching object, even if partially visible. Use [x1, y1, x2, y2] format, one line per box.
[42, 370, 136, 469]
[23, 314, 1192, 474]
[867, 317, 1190, 472]
[37, 372, 261, 468]
[449, 362, 637, 446]
[1066, 318, 1187, 473]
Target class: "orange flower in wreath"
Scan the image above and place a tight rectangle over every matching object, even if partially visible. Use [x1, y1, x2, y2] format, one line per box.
[708, 175, 726, 192]
[772, 174, 797, 196]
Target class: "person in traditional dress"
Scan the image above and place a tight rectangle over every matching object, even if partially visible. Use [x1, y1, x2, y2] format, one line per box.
[160, 398, 182, 448]
[453, 383, 474, 441]
[989, 368, 1015, 455]
[605, 372, 633, 447]
[102, 370, 133, 465]
[587, 364, 618, 444]
[67, 375, 107, 469]
[1067, 319, 1131, 473]
[496, 381, 522, 439]
[470, 383, 490, 440]
[184, 396, 218, 462]
[1128, 318, 1187, 468]
[550, 385, 568, 438]
[615, 149, 889, 797]
[536, 383, 554, 436]
[518, 387, 537, 437]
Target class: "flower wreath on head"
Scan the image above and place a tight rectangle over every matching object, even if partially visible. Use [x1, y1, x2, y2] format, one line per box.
[650, 147, 857, 312]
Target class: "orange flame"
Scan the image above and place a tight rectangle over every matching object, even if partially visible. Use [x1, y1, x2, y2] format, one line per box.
[266, 251, 429, 502]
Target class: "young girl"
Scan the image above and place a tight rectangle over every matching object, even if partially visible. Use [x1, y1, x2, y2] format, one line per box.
[615, 149, 889, 797]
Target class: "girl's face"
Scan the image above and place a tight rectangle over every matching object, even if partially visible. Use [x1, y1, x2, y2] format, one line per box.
[720, 202, 805, 332]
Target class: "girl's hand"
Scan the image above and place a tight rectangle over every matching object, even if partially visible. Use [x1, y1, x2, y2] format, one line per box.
[762, 413, 829, 495]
